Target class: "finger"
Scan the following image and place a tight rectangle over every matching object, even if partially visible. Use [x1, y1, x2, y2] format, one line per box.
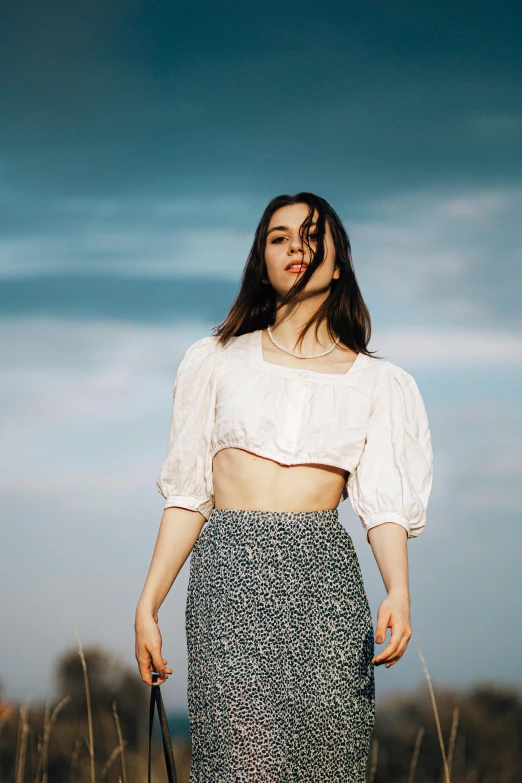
[374, 635, 402, 664]
[151, 648, 167, 681]
[372, 624, 405, 664]
[373, 636, 400, 664]
[375, 626, 388, 645]
[384, 652, 402, 668]
[383, 644, 408, 667]
[384, 633, 412, 667]
[385, 654, 403, 668]
[374, 611, 390, 644]
[136, 650, 154, 685]
[385, 645, 408, 667]
[376, 627, 411, 666]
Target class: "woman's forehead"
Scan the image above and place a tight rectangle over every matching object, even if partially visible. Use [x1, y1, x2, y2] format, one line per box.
[268, 204, 320, 228]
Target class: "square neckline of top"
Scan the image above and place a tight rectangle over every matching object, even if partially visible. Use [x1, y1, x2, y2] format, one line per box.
[251, 328, 368, 380]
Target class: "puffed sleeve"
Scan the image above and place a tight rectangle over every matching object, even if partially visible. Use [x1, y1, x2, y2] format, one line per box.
[156, 335, 220, 520]
[347, 363, 434, 541]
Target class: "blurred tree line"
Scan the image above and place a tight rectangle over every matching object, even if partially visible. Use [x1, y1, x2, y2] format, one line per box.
[0, 645, 191, 783]
[371, 682, 522, 782]
[0, 644, 521, 782]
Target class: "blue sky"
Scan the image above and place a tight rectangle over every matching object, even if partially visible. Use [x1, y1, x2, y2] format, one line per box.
[0, 0, 521, 710]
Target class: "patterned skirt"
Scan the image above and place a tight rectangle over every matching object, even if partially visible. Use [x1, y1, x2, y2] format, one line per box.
[185, 508, 376, 782]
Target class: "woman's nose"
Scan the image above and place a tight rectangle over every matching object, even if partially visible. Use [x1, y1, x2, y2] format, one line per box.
[289, 235, 303, 252]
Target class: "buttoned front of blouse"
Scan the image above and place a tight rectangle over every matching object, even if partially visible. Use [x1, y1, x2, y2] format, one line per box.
[156, 329, 434, 541]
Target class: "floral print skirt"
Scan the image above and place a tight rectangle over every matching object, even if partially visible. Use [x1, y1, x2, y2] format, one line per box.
[185, 508, 376, 782]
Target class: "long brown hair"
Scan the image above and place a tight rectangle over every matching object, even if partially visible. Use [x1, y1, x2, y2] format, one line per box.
[212, 191, 381, 359]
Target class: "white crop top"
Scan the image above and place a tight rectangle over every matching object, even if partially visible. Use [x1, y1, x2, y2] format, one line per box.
[156, 329, 434, 540]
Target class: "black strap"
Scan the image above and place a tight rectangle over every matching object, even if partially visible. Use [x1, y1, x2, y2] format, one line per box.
[148, 672, 178, 783]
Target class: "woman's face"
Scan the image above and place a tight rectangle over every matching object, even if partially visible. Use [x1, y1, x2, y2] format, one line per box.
[264, 203, 339, 297]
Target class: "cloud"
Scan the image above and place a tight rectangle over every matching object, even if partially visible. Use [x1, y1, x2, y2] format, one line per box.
[374, 326, 522, 365]
[1, 315, 521, 703]
[1, 315, 520, 510]
[1, 184, 521, 332]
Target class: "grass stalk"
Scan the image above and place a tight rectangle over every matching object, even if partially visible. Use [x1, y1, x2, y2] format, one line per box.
[112, 701, 128, 783]
[15, 702, 30, 783]
[417, 645, 451, 783]
[34, 702, 49, 783]
[68, 739, 81, 783]
[100, 746, 125, 780]
[41, 696, 71, 783]
[407, 726, 425, 783]
[75, 629, 95, 783]
[447, 706, 459, 778]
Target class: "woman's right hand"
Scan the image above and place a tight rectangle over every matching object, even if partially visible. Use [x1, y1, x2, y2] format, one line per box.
[134, 608, 173, 686]
[134, 508, 204, 685]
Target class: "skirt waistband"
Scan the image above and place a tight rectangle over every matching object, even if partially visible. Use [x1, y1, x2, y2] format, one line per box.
[209, 507, 339, 518]
[207, 507, 340, 528]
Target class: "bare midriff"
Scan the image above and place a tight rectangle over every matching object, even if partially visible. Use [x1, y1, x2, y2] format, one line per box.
[211, 334, 358, 513]
[212, 447, 349, 513]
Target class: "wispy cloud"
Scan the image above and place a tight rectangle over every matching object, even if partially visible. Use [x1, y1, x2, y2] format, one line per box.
[1, 314, 521, 704]
[375, 327, 522, 365]
[1, 184, 521, 332]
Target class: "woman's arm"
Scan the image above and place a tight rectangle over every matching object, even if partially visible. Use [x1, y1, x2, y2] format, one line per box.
[367, 521, 412, 668]
[135, 506, 205, 685]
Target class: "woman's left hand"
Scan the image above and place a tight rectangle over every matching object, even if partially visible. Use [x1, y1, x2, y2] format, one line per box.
[371, 591, 412, 668]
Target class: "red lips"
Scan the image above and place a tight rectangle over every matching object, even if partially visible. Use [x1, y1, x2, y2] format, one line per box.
[285, 260, 308, 270]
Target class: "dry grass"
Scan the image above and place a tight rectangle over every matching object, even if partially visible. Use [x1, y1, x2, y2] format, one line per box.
[38, 695, 71, 783]
[2, 637, 519, 783]
[417, 644, 452, 783]
[74, 631, 95, 783]
[111, 702, 127, 783]
[68, 740, 82, 783]
[446, 706, 459, 779]
[15, 703, 29, 783]
[407, 726, 425, 783]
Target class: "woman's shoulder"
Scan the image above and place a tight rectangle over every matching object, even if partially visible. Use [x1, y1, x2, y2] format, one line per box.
[360, 355, 428, 408]
[176, 333, 225, 375]
[363, 353, 418, 383]
[184, 334, 221, 354]
[184, 331, 252, 361]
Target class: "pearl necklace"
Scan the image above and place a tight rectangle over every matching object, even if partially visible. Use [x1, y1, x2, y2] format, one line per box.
[266, 325, 341, 359]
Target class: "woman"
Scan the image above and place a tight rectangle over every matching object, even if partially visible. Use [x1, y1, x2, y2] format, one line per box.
[135, 192, 434, 782]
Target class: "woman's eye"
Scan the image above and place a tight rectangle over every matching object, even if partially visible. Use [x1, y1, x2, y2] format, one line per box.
[271, 233, 317, 244]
